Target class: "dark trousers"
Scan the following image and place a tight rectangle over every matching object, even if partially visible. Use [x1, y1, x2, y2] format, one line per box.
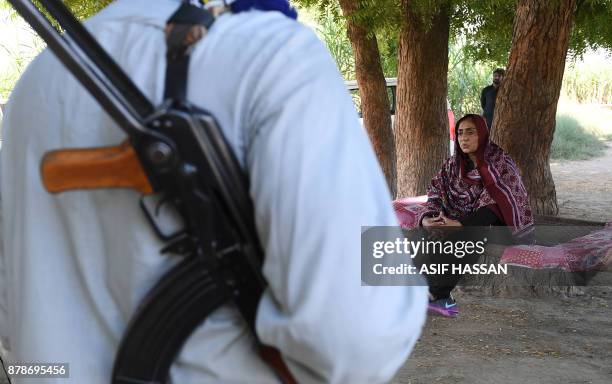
[406, 226, 489, 299]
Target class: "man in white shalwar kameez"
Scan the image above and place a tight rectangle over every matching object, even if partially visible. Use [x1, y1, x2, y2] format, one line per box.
[0, 0, 427, 382]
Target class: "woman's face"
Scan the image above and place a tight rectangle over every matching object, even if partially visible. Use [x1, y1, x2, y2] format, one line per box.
[457, 119, 479, 154]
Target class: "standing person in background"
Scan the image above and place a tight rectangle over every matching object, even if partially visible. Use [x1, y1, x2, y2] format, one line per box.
[480, 68, 505, 130]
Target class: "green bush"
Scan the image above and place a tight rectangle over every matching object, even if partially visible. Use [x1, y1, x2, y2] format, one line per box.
[562, 55, 612, 105]
[309, 6, 355, 80]
[447, 41, 493, 117]
[1, 8, 46, 101]
[551, 115, 606, 160]
[557, 100, 612, 140]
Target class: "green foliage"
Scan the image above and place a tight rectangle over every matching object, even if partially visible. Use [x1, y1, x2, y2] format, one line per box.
[562, 53, 612, 104]
[304, 4, 355, 79]
[551, 99, 612, 162]
[450, 0, 516, 64]
[447, 40, 492, 116]
[378, 33, 398, 77]
[63, 0, 112, 19]
[0, 7, 45, 100]
[0, 0, 12, 11]
[558, 100, 612, 139]
[0, 0, 112, 101]
[0, 47, 42, 101]
[297, 1, 399, 80]
[571, 0, 612, 56]
[446, 49, 612, 127]
[294, 0, 402, 33]
[327, 0, 612, 73]
[456, 0, 612, 63]
[0, 0, 111, 19]
[551, 114, 606, 160]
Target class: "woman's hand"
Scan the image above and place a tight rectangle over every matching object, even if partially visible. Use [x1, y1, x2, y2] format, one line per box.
[422, 213, 461, 241]
[422, 213, 445, 227]
[439, 212, 463, 227]
[422, 212, 462, 227]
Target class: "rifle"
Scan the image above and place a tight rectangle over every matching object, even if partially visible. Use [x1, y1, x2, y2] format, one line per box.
[7, 1, 296, 383]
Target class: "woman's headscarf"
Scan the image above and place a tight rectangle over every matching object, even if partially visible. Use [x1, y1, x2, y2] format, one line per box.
[417, 114, 534, 239]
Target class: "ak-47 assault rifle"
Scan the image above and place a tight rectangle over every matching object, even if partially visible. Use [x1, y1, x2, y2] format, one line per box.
[7, 0, 296, 383]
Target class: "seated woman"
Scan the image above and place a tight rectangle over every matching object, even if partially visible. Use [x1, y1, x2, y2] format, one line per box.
[410, 114, 534, 317]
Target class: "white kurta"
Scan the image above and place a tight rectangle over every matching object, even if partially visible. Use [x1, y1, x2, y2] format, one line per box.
[0, 0, 427, 382]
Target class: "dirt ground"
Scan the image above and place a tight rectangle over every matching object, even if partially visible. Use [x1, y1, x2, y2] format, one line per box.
[394, 143, 612, 384]
[551, 142, 612, 222]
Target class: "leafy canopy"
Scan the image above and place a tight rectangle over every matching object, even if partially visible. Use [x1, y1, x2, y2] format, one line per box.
[295, 0, 612, 65]
[0, 0, 111, 20]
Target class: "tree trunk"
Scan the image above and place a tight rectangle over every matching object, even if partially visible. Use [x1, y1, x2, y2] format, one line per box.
[395, 3, 450, 197]
[339, 0, 397, 197]
[492, 0, 577, 215]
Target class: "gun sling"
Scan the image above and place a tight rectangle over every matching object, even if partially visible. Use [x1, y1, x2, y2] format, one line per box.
[6, 0, 298, 383]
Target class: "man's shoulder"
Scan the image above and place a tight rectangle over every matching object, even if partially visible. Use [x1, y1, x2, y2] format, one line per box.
[189, 10, 333, 85]
[88, 0, 316, 51]
[482, 84, 495, 93]
[214, 11, 324, 59]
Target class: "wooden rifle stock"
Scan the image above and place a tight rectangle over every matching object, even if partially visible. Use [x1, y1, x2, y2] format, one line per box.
[41, 140, 153, 194]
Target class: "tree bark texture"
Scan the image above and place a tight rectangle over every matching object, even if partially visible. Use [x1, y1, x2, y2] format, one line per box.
[395, 3, 450, 198]
[339, 0, 397, 197]
[492, 0, 577, 215]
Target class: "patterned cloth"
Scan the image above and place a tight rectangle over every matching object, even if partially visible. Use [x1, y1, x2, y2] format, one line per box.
[501, 224, 612, 272]
[399, 114, 534, 239]
[393, 196, 427, 229]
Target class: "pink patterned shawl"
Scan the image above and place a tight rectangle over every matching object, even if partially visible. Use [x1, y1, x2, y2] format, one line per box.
[501, 224, 612, 272]
[414, 114, 534, 238]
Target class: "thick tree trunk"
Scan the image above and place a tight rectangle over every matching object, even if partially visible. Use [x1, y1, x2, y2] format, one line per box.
[492, 0, 577, 215]
[339, 0, 397, 197]
[395, 3, 450, 197]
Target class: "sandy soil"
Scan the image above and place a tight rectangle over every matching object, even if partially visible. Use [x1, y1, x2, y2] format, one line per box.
[551, 142, 612, 223]
[394, 143, 612, 384]
[394, 288, 612, 384]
